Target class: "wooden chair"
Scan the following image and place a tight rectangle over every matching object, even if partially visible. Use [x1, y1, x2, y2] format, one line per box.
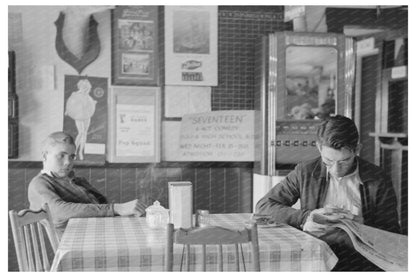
[165, 222, 260, 271]
[9, 203, 59, 271]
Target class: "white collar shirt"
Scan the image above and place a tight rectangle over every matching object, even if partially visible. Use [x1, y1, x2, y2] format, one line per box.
[322, 163, 362, 216]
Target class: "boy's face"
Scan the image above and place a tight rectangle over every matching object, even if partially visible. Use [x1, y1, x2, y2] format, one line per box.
[318, 145, 358, 178]
[43, 143, 76, 177]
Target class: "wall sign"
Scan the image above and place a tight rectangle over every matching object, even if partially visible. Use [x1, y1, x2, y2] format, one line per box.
[179, 110, 254, 161]
[108, 86, 160, 163]
[165, 6, 218, 86]
[116, 104, 155, 157]
[111, 6, 159, 86]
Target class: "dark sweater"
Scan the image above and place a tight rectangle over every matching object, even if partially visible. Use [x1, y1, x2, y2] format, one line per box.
[28, 172, 115, 237]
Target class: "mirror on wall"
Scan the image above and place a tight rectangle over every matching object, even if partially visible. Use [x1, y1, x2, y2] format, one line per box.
[285, 46, 337, 120]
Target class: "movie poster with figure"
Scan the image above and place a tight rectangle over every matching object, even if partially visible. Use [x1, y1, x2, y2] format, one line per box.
[165, 6, 218, 86]
[112, 6, 159, 86]
[63, 75, 107, 164]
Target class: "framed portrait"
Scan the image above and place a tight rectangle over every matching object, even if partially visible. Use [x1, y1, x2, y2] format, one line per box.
[107, 86, 161, 163]
[165, 6, 218, 86]
[111, 6, 159, 86]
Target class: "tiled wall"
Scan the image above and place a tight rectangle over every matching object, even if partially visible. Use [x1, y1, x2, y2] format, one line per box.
[212, 6, 287, 110]
[8, 6, 286, 271]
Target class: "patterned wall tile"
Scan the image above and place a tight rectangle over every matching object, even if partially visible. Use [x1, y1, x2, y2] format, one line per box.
[212, 6, 285, 111]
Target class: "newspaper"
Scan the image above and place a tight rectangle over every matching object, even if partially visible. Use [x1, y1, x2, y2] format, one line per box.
[313, 213, 408, 271]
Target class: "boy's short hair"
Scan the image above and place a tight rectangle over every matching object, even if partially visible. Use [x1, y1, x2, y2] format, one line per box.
[316, 115, 359, 152]
[41, 131, 75, 154]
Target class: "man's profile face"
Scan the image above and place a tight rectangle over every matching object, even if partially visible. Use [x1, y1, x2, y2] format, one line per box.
[318, 145, 357, 178]
[43, 143, 76, 177]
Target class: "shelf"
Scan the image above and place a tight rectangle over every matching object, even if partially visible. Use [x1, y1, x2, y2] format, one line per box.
[369, 132, 407, 138]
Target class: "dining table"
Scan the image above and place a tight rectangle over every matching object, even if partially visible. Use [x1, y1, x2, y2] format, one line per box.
[50, 213, 338, 271]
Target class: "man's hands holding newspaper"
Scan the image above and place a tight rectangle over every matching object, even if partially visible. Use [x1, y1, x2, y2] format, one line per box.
[302, 205, 363, 237]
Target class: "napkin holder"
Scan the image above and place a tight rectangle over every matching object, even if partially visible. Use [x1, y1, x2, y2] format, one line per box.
[168, 181, 193, 228]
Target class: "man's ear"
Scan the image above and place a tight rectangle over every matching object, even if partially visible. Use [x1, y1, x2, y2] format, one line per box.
[316, 142, 322, 153]
[41, 151, 47, 162]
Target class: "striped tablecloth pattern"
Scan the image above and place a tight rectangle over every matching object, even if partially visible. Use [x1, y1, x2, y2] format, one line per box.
[51, 213, 338, 271]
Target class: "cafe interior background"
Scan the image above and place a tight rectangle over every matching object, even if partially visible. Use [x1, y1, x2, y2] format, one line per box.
[7, 5, 408, 271]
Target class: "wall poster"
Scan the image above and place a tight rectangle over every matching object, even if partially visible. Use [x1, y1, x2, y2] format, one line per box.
[165, 6, 218, 86]
[108, 86, 160, 163]
[116, 104, 154, 157]
[112, 6, 159, 86]
[179, 110, 255, 161]
[63, 75, 107, 164]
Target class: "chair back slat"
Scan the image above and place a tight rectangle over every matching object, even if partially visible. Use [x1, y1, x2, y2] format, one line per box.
[29, 223, 43, 271]
[218, 245, 223, 271]
[240, 244, 247, 271]
[41, 208, 59, 252]
[234, 244, 240, 271]
[201, 244, 206, 271]
[165, 222, 260, 272]
[165, 223, 174, 271]
[186, 244, 191, 271]
[250, 223, 260, 271]
[10, 212, 29, 271]
[23, 225, 35, 271]
[37, 222, 51, 271]
[9, 203, 59, 272]
[179, 245, 185, 271]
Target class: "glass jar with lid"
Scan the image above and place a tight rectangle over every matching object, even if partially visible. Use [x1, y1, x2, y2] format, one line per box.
[145, 200, 169, 229]
[195, 209, 210, 227]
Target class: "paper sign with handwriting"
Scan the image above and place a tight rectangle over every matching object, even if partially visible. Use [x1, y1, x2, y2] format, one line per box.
[179, 110, 254, 161]
[116, 104, 154, 157]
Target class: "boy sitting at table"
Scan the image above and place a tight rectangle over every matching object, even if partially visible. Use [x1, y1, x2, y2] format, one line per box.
[28, 131, 148, 238]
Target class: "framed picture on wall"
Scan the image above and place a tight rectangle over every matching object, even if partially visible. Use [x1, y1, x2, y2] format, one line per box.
[108, 86, 161, 163]
[165, 6, 218, 86]
[111, 6, 159, 86]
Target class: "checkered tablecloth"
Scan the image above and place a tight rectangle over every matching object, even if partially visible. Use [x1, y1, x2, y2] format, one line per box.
[50, 213, 338, 271]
